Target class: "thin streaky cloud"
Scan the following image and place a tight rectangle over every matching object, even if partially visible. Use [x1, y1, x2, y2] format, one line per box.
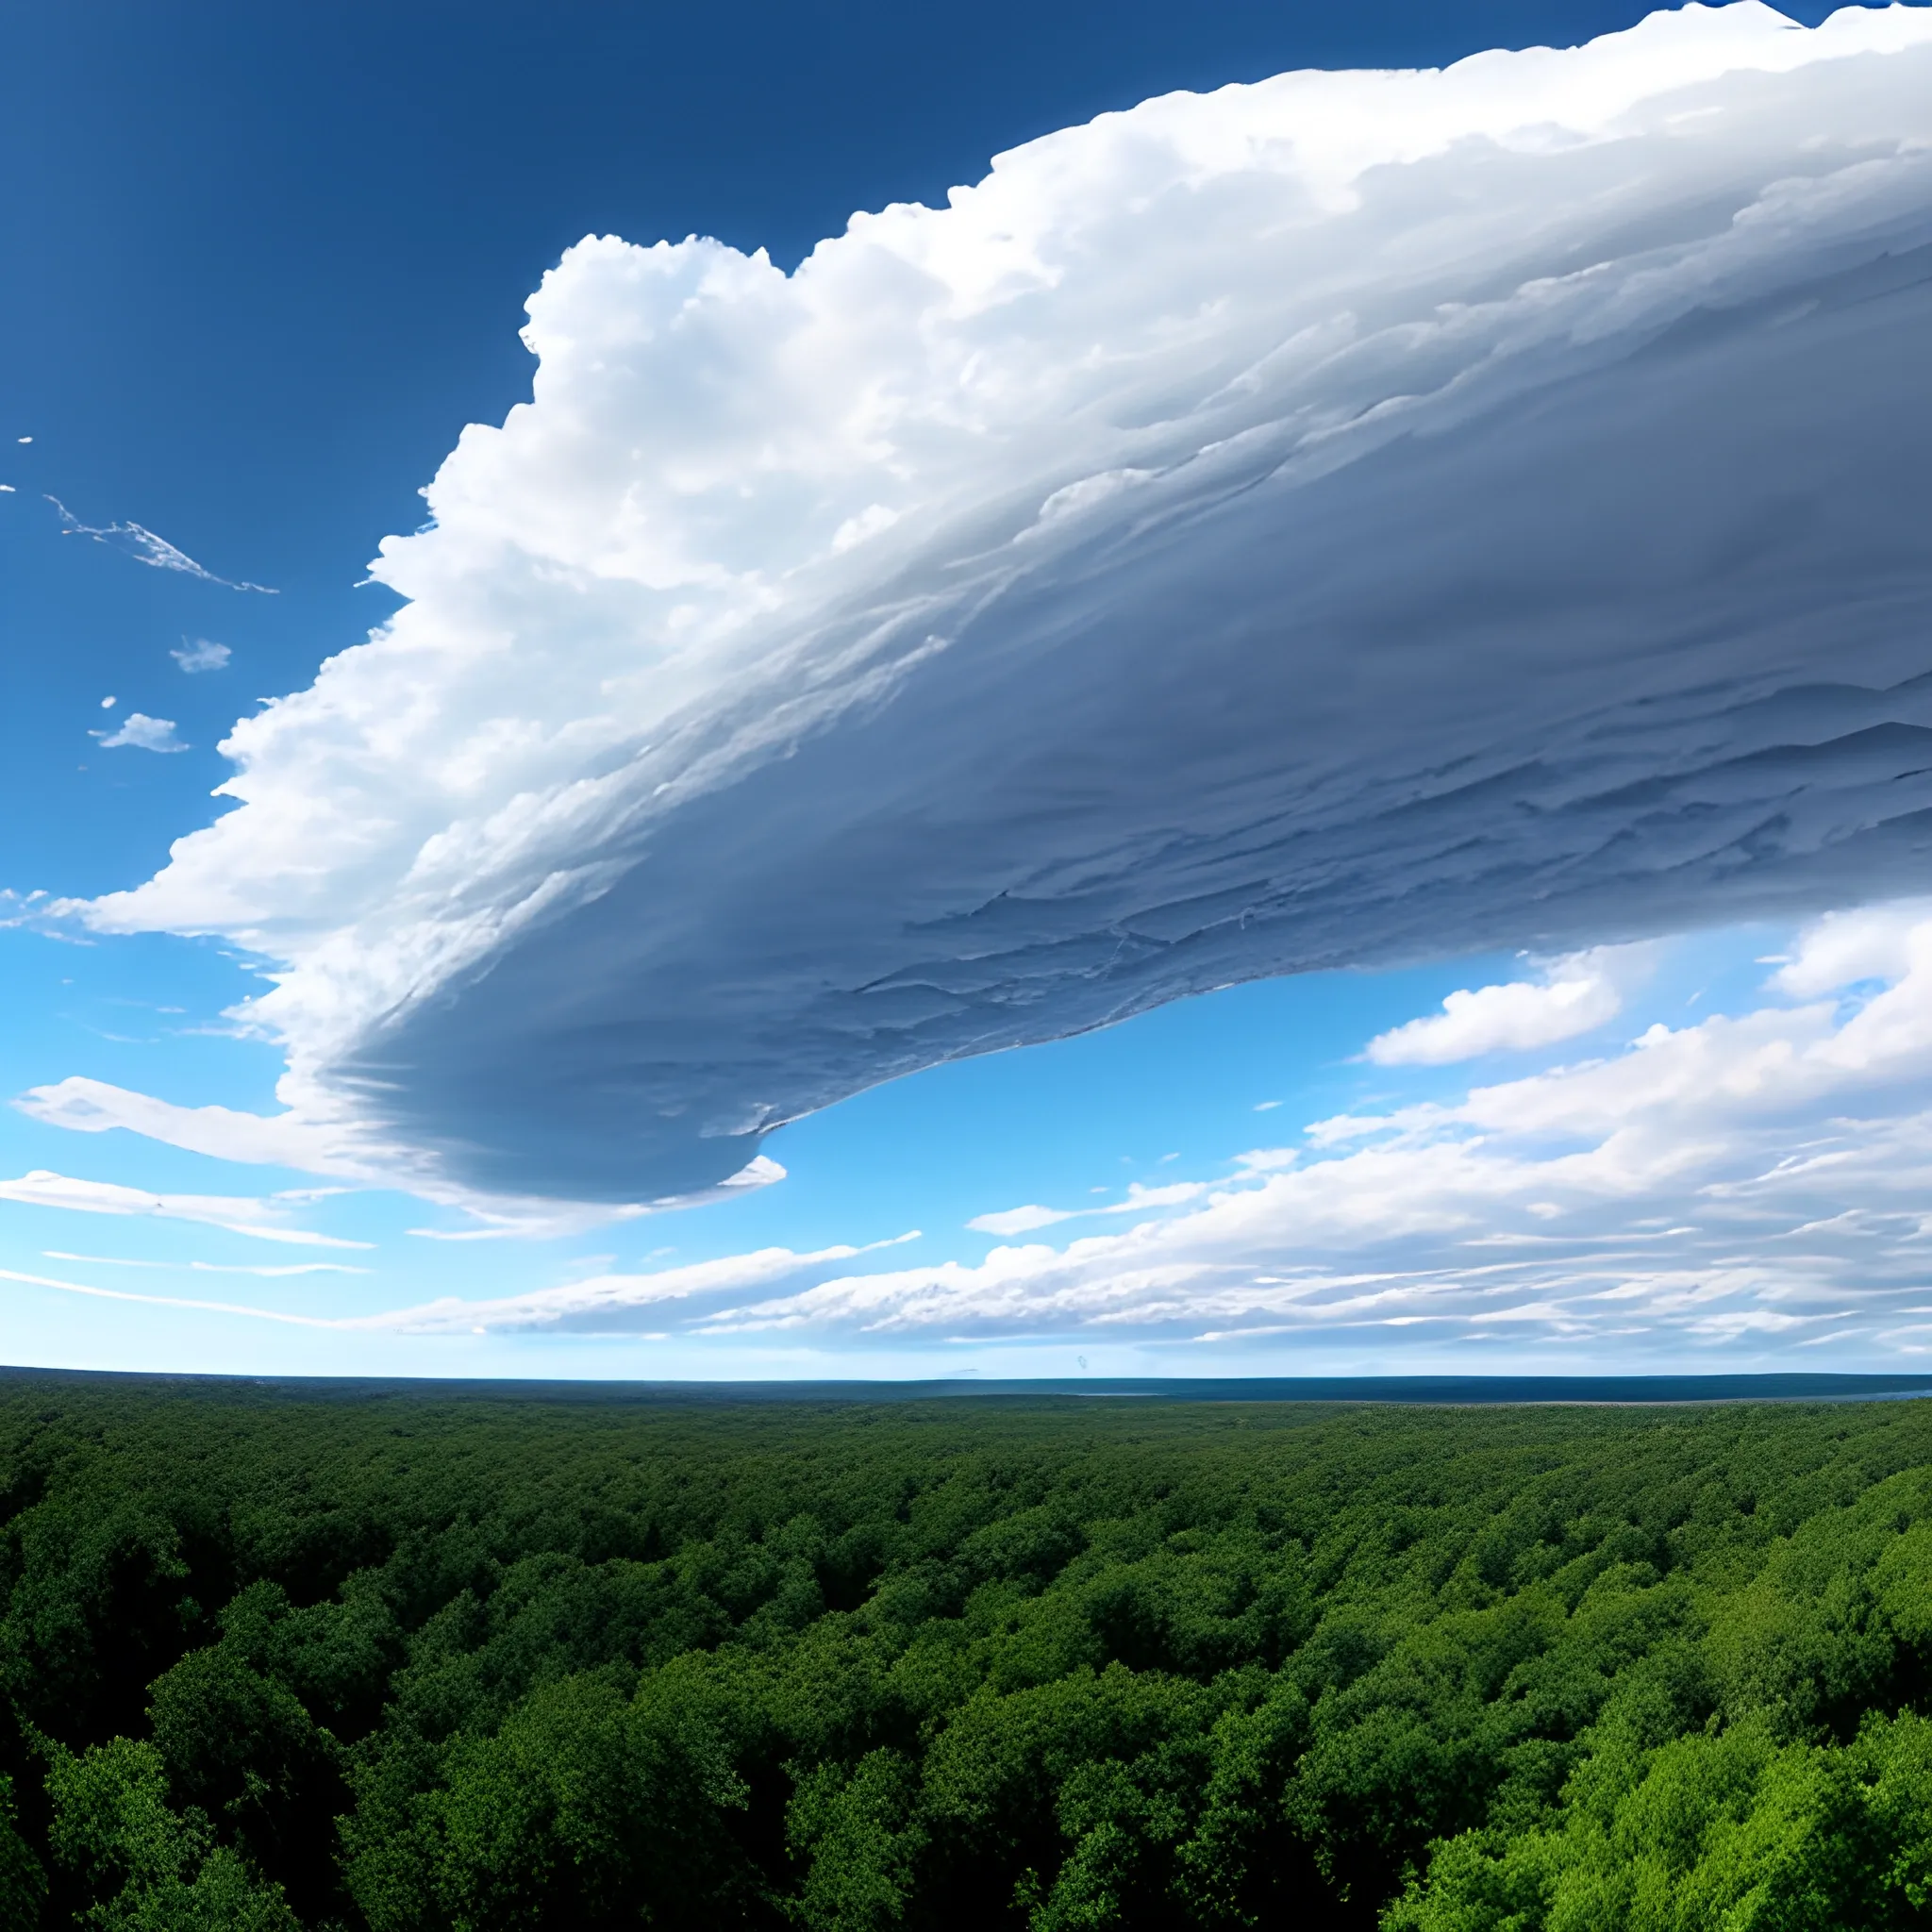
[0, 1169, 370, 1247]
[42, 1251, 368, 1277]
[373, 1232, 923, 1336]
[0, 1265, 340, 1327]
[46, 496, 276, 592]
[967, 1179, 1210, 1236]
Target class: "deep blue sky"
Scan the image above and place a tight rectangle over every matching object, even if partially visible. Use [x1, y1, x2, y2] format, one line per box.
[0, 0, 1898, 1379]
[2, 0, 1732, 891]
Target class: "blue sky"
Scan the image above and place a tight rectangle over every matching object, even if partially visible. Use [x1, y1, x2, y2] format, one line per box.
[6, 0, 1932, 1378]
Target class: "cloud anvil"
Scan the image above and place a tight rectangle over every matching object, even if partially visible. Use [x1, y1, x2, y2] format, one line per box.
[75, 4, 1932, 1204]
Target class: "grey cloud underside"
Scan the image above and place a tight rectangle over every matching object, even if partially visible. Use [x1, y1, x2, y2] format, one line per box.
[350, 244, 1932, 1201]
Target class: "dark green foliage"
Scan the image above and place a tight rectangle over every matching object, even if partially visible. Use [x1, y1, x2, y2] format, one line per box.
[5, 1385, 1932, 1926]
[0, 1775, 46, 1932]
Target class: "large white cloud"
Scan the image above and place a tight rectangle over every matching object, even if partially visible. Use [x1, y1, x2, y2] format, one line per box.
[62, 5, 1932, 1207]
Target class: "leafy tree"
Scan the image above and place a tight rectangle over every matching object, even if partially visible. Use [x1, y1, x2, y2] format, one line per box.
[44, 1735, 297, 1930]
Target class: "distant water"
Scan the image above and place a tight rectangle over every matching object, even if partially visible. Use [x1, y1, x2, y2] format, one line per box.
[4, 1367, 1931, 1407]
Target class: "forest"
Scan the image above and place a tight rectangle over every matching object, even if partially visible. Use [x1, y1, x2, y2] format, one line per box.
[1, 1378, 1930, 1929]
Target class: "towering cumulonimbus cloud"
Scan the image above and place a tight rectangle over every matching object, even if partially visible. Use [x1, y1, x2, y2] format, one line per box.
[75, 4, 1932, 1203]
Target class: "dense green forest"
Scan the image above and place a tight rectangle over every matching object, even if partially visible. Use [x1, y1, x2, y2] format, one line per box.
[2, 1381, 1932, 1928]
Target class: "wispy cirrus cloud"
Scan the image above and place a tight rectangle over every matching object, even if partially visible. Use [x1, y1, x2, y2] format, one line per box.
[357, 1232, 921, 1335]
[48, 497, 276, 592]
[0, 1262, 343, 1328]
[966, 1181, 1213, 1238]
[0, 1170, 368, 1247]
[43, 1251, 366, 1277]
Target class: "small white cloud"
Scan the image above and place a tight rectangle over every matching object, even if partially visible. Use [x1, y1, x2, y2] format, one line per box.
[99, 695, 116, 709]
[1365, 945, 1656, 1066]
[1111, 1180, 1210, 1211]
[1254, 1100, 1281, 1112]
[174, 637, 231, 675]
[968, 1204, 1071, 1236]
[92, 712, 187, 753]
[172, 638, 231, 674]
[1772, 902, 1932, 998]
[968, 1177, 1209, 1236]
[1233, 1148, 1298, 1173]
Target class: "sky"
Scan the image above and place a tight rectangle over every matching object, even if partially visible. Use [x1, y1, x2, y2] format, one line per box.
[5, 0, 1932, 1380]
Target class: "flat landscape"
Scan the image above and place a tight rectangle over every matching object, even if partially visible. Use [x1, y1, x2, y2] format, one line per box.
[1, 1378, 1930, 1926]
